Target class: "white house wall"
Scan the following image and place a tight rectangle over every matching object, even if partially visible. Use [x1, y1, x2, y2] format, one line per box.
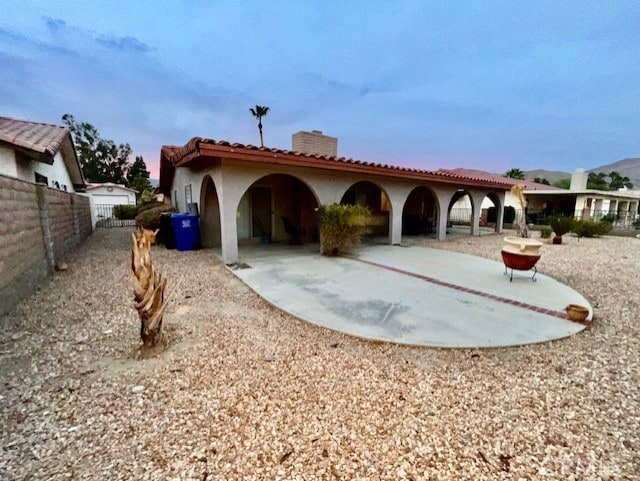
[0, 148, 77, 193]
[171, 160, 506, 263]
[0, 146, 18, 177]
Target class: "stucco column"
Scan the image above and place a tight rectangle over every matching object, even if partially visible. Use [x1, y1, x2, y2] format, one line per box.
[385, 187, 413, 245]
[495, 192, 506, 233]
[469, 191, 487, 236]
[218, 193, 239, 264]
[432, 188, 455, 240]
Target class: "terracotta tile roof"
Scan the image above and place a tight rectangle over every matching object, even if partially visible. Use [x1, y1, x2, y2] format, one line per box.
[0, 116, 85, 189]
[439, 168, 557, 191]
[160, 137, 514, 191]
[0, 116, 70, 160]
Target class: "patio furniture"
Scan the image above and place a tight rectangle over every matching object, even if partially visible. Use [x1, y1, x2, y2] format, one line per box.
[501, 237, 543, 282]
[282, 216, 305, 244]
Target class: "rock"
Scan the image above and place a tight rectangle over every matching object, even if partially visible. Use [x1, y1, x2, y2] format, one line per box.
[265, 354, 278, 362]
[55, 262, 68, 271]
[132, 385, 145, 394]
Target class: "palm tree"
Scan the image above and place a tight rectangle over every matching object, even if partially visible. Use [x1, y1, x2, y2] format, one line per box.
[504, 168, 525, 180]
[249, 105, 270, 147]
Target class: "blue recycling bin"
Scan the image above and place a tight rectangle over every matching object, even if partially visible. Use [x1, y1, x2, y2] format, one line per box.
[171, 213, 201, 251]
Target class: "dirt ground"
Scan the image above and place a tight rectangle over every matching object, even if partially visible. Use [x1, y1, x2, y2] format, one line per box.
[1, 228, 638, 480]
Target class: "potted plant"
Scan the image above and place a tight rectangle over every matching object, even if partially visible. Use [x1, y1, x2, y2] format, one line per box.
[547, 215, 574, 244]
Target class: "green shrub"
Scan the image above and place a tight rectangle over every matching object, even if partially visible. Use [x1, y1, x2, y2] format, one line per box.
[573, 219, 613, 238]
[540, 226, 553, 239]
[548, 215, 574, 237]
[135, 203, 177, 230]
[317, 203, 372, 256]
[112, 204, 137, 220]
[503, 206, 516, 224]
[600, 213, 615, 224]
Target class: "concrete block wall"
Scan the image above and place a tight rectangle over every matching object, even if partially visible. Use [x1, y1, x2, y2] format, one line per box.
[292, 130, 338, 158]
[0, 174, 92, 317]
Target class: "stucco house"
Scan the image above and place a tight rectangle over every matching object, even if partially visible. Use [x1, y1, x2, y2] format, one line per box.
[86, 182, 138, 227]
[160, 131, 513, 264]
[524, 169, 640, 227]
[0, 116, 85, 192]
[447, 167, 640, 227]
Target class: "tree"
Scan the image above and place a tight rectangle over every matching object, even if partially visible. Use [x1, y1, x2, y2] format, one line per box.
[552, 178, 571, 189]
[587, 172, 609, 190]
[533, 177, 550, 185]
[62, 114, 132, 184]
[249, 105, 270, 147]
[607, 171, 633, 190]
[504, 168, 525, 180]
[126, 155, 153, 198]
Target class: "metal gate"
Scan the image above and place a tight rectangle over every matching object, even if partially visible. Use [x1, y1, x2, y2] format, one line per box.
[95, 204, 136, 228]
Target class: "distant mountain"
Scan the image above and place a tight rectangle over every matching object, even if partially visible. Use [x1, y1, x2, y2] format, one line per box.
[522, 169, 571, 184]
[521, 157, 640, 189]
[588, 157, 640, 188]
[150, 178, 159, 188]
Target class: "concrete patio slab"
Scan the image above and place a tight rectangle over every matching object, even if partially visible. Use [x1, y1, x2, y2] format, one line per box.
[230, 244, 590, 348]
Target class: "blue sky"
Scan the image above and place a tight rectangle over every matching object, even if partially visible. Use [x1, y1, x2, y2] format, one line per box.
[1, 1, 638, 178]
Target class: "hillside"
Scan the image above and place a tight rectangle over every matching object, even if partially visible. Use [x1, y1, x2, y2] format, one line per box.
[520, 157, 640, 188]
[588, 157, 640, 188]
[522, 169, 570, 184]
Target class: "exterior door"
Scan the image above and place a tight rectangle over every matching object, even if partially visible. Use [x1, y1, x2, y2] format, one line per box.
[251, 186, 272, 238]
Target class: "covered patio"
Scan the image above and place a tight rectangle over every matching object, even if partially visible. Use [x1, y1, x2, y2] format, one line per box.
[160, 138, 511, 264]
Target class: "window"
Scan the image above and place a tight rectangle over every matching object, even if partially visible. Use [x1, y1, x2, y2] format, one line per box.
[34, 172, 48, 185]
[185, 184, 192, 206]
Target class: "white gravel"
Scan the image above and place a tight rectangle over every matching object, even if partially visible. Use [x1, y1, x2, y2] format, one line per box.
[1, 228, 638, 480]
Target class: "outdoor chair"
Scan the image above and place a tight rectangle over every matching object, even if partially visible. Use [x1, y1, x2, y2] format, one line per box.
[282, 216, 306, 245]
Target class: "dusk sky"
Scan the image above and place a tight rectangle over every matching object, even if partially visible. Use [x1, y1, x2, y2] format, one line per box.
[2, 1, 638, 179]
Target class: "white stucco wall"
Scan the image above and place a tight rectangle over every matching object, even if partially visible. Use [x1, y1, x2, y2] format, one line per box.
[0, 147, 77, 193]
[170, 159, 507, 263]
[0, 146, 18, 177]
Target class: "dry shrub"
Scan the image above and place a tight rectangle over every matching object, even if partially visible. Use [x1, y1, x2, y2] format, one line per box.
[317, 203, 372, 256]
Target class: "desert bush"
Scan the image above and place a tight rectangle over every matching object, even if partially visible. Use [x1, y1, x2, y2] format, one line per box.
[486, 206, 515, 224]
[540, 226, 553, 238]
[600, 213, 615, 224]
[135, 204, 177, 230]
[504, 206, 516, 224]
[548, 215, 574, 237]
[573, 219, 613, 238]
[317, 203, 372, 256]
[112, 204, 137, 220]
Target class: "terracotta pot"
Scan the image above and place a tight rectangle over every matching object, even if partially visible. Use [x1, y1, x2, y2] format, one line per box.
[552, 236, 563, 244]
[501, 250, 541, 271]
[566, 304, 589, 322]
[502, 237, 543, 255]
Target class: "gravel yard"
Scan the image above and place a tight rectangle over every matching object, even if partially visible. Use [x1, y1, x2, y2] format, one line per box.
[1, 228, 638, 480]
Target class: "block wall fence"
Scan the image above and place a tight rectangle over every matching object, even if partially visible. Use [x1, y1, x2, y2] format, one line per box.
[0, 174, 92, 317]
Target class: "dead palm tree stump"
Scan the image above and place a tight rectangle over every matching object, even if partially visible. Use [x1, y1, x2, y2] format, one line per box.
[130, 229, 168, 348]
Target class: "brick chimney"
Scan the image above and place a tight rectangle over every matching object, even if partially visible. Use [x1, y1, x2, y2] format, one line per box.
[292, 130, 338, 158]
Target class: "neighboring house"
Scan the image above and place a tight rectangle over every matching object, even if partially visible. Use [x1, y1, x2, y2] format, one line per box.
[0, 116, 85, 192]
[525, 169, 640, 227]
[86, 183, 138, 227]
[160, 132, 513, 264]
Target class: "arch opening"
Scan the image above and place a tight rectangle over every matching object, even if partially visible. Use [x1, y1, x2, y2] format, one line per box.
[479, 192, 502, 233]
[448, 189, 474, 236]
[236, 174, 319, 246]
[340, 181, 390, 239]
[401, 186, 438, 237]
[200, 175, 222, 247]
